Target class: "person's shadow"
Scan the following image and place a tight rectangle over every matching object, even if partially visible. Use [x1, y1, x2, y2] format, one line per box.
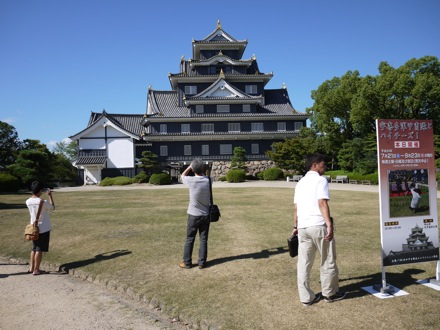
[207, 246, 289, 267]
[58, 249, 132, 273]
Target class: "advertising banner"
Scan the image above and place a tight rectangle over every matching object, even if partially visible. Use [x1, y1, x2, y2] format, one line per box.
[376, 119, 439, 266]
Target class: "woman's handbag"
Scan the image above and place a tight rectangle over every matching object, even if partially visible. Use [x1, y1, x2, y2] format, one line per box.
[208, 177, 221, 222]
[24, 200, 43, 241]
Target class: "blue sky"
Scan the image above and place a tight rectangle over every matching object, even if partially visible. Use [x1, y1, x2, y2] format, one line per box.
[1, 0, 439, 149]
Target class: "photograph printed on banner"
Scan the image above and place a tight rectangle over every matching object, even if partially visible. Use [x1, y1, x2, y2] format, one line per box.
[382, 220, 439, 266]
[388, 169, 430, 218]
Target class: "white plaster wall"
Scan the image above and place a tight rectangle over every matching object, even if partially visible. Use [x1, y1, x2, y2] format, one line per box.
[86, 124, 106, 138]
[107, 138, 134, 168]
[106, 126, 127, 137]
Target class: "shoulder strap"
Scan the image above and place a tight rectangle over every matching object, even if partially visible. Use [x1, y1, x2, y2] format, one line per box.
[35, 200, 44, 225]
[208, 177, 214, 206]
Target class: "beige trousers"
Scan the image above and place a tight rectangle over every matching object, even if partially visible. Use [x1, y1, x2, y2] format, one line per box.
[297, 225, 340, 302]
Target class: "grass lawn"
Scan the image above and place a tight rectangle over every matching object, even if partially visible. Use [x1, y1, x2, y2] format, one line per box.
[1, 186, 440, 329]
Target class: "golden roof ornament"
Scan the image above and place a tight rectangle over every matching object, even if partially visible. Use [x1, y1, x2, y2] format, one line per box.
[219, 69, 225, 79]
[148, 85, 152, 90]
[180, 55, 185, 62]
[217, 19, 222, 29]
[282, 83, 286, 89]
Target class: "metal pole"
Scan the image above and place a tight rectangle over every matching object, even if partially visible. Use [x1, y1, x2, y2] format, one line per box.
[436, 260, 440, 282]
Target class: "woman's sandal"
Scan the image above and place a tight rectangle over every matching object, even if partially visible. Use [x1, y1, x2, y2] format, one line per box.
[32, 270, 49, 275]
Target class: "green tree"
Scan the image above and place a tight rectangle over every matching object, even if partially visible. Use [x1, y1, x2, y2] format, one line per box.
[52, 140, 77, 162]
[266, 127, 325, 173]
[434, 135, 440, 168]
[138, 151, 159, 174]
[307, 56, 440, 169]
[0, 121, 21, 168]
[307, 70, 361, 142]
[338, 134, 377, 174]
[22, 139, 51, 153]
[230, 146, 247, 170]
[8, 149, 51, 185]
[351, 56, 440, 136]
[50, 153, 78, 182]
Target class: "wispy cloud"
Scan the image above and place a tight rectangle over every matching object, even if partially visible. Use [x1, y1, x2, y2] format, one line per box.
[1, 117, 16, 124]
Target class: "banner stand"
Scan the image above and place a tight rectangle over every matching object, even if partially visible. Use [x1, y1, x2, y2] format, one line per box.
[372, 267, 395, 294]
[429, 260, 440, 286]
[371, 119, 440, 296]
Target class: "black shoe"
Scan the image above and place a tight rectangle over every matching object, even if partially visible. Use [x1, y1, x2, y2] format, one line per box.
[302, 294, 320, 307]
[324, 291, 346, 303]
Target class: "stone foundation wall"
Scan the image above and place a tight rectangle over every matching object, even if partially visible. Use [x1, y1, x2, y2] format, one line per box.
[210, 160, 276, 180]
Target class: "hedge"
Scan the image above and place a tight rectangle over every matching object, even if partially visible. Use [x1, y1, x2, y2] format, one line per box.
[149, 173, 172, 185]
[226, 169, 246, 183]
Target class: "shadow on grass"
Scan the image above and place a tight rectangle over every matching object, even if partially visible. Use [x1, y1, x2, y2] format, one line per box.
[58, 249, 132, 273]
[208, 246, 289, 267]
[0, 202, 28, 210]
[339, 268, 426, 299]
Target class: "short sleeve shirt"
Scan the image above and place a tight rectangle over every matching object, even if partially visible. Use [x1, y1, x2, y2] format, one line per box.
[293, 171, 330, 228]
[26, 197, 54, 234]
[182, 175, 210, 216]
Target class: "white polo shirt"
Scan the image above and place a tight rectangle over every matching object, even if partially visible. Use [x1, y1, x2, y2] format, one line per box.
[294, 171, 330, 228]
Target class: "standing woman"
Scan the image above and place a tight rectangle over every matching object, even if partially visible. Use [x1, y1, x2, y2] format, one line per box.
[26, 181, 55, 275]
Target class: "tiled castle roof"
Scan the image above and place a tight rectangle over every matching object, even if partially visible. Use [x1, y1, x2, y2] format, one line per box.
[146, 88, 303, 119]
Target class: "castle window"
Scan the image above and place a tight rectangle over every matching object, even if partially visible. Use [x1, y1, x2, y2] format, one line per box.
[251, 123, 263, 132]
[228, 123, 241, 132]
[217, 105, 230, 113]
[185, 86, 197, 95]
[201, 123, 214, 133]
[184, 145, 192, 156]
[277, 122, 286, 131]
[243, 104, 251, 113]
[160, 145, 168, 156]
[208, 66, 216, 74]
[251, 144, 259, 154]
[294, 122, 304, 131]
[195, 105, 204, 113]
[220, 144, 232, 155]
[181, 124, 190, 133]
[160, 124, 167, 134]
[202, 145, 209, 156]
[245, 85, 257, 94]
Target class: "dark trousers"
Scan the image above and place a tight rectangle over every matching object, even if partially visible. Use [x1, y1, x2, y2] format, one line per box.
[183, 214, 210, 266]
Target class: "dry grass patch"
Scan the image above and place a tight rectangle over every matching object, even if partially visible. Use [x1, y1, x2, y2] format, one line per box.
[1, 187, 439, 329]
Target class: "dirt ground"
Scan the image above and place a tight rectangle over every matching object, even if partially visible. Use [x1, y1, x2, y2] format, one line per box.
[0, 260, 187, 330]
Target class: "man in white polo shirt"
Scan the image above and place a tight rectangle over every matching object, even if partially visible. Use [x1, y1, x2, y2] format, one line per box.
[292, 153, 345, 306]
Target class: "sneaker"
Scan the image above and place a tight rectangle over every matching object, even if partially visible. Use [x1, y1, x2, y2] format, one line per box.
[302, 294, 321, 307]
[179, 261, 191, 269]
[324, 291, 346, 303]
